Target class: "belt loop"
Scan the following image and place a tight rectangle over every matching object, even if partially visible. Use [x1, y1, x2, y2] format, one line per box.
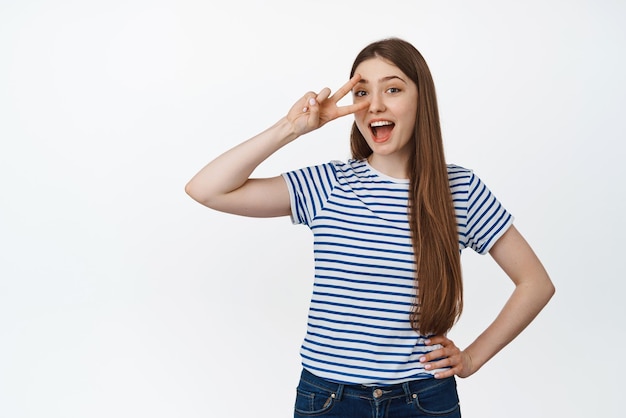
[334, 383, 345, 401]
[402, 381, 413, 403]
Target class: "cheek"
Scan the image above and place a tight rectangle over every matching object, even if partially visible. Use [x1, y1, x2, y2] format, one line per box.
[354, 114, 369, 136]
[400, 109, 418, 132]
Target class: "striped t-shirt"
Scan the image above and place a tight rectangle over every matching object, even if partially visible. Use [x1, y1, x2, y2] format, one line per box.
[282, 159, 513, 385]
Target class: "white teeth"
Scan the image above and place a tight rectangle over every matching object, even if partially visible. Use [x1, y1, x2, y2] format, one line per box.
[370, 120, 393, 127]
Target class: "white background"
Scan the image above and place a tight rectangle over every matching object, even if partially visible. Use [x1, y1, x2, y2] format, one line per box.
[1, 0, 624, 417]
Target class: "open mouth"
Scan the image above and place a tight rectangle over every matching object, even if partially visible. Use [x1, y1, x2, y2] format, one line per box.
[370, 120, 395, 142]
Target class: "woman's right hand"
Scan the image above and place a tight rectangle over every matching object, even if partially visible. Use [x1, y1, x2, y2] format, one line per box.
[286, 74, 369, 137]
[185, 74, 369, 217]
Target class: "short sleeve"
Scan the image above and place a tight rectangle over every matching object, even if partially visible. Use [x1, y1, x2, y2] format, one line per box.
[461, 171, 514, 254]
[281, 163, 338, 226]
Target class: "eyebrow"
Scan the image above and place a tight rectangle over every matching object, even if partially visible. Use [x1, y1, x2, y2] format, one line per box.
[355, 75, 407, 85]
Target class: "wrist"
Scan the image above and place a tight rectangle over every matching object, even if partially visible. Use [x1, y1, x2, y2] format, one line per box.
[273, 116, 300, 145]
[463, 346, 487, 375]
[464, 350, 476, 375]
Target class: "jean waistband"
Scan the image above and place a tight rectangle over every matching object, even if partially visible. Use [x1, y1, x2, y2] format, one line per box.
[299, 368, 450, 402]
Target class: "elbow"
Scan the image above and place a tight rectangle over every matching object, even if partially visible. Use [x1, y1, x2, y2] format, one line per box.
[185, 180, 222, 210]
[185, 180, 209, 206]
[540, 274, 556, 305]
[546, 277, 556, 300]
[184, 180, 198, 201]
[184, 180, 196, 200]
[519, 272, 555, 307]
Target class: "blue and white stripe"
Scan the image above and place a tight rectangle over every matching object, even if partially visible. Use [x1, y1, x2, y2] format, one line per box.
[282, 160, 513, 385]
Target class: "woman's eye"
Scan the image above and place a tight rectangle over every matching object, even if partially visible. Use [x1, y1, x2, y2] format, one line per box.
[387, 87, 401, 93]
[354, 90, 368, 97]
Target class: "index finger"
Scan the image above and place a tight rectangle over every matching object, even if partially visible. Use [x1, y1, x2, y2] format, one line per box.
[329, 74, 363, 103]
[425, 335, 450, 346]
[334, 100, 369, 118]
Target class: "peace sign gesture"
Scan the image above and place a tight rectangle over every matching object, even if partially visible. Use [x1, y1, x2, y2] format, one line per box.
[286, 74, 369, 138]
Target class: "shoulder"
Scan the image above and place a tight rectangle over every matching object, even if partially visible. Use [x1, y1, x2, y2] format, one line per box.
[331, 159, 365, 172]
[446, 164, 475, 190]
[447, 163, 472, 177]
[328, 159, 371, 182]
[286, 159, 374, 186]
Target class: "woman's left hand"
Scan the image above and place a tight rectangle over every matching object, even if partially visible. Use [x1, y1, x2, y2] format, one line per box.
[420, 335, 475, 379]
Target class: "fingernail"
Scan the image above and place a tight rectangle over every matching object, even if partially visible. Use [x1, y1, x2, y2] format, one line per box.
[419, 357, 426, 363]
[425, 365, 431, 370]
[302, 107, 308, 113]
[425, 339, 431, 344]
[309, 98, 316, 106]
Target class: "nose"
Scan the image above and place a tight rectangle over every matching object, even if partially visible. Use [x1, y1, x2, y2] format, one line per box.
[368, 92, 386, 113]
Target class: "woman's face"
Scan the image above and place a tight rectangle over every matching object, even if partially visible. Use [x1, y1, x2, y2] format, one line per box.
[352, 57, 418, 163]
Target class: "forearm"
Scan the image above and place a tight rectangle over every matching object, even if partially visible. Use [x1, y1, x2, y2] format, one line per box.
[185, 117, 297, 206]
[464, 272, 554, 373]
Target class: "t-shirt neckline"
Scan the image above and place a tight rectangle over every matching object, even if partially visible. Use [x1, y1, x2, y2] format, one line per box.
[363, 160, 410, 184]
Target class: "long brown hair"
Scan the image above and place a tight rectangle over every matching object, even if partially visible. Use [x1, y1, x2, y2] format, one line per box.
[349, 38, 462, 336]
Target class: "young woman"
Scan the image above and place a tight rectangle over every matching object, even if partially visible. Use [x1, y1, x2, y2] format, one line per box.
[186, 38, 554, 418]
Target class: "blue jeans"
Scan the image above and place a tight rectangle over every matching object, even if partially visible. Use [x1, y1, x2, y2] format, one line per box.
[294, 368, 461, 418]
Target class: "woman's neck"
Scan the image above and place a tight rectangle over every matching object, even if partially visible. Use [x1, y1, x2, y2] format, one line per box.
[367, 154, 410, 180]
